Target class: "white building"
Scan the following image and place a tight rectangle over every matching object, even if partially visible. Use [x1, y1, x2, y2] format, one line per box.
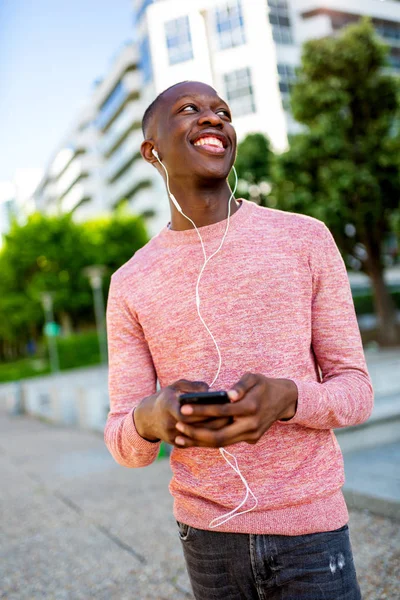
[134, 0, 400, 145]
[0, 181, 16, 244]
[0, 169, 43, 244]
[33, 43, 166, 236]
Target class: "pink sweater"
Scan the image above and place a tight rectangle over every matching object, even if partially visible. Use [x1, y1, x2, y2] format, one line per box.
[105, 199, 374, 535]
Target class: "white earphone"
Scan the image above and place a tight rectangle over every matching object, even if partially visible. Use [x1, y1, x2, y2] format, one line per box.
[152, 149, 183, 214]
[151, 145, 258, 528]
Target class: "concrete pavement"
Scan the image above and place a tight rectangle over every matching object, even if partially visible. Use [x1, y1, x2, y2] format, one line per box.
[342, 442, 400, 521]
[0, 410, 399, 600]
[0, 411, 191, 600]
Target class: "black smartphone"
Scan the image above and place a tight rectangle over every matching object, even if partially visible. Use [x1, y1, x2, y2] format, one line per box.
[179, 391, 229, 406]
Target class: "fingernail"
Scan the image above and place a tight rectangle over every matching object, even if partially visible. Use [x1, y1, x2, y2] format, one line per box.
[228, 389, 239, 401]
[176, 422, 185, 432]
[175, 436, 186, 446]
[180, 405, 193, 415]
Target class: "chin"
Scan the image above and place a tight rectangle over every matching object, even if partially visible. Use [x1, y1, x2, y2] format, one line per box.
[194, 161, 231, 181]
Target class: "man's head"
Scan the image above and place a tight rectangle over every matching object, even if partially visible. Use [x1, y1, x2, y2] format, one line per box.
[140, 81, 237, 184]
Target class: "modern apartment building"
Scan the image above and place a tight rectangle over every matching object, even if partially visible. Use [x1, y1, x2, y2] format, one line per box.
[33, 43, 167, 235]
[33, 103, 102, 220]
[134, 0, 400, 145]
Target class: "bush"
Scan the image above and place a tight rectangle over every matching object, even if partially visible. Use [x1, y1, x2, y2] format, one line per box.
[0, 331, 103, 382]
[353, 289, 400, 315]
[57, 331, 101, 369]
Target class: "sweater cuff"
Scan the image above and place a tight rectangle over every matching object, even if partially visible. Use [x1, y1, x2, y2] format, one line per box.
[124, 408, 161, 456]
[277, 378, 312, 426]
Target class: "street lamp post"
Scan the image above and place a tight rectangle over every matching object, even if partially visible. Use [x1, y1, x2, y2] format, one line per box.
[40, 292, 60, 373]
[83, 265, 108, 364]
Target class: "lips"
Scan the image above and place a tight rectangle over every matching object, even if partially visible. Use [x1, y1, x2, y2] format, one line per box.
[191, 131, 228, 155]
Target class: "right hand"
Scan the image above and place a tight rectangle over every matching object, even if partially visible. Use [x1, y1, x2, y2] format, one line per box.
[134, 379, 230, 445]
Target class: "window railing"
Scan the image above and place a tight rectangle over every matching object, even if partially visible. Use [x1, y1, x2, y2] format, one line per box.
[56, 160, 85, 198]
[98, 103, 139, 156]
[96, 83, 129, 131]
[104, 131, 142, 182]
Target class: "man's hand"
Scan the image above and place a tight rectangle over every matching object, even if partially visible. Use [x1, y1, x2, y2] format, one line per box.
[174, 373, 298, 448]
[134, 379, 230, 444]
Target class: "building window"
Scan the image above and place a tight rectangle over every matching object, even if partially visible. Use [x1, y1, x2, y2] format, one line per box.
[388, 52, 400, 72]
[140, 35, 153, 83]
[224, 67, 255, 116]
[374, 21, 400, 44]
[165, 16, 193, 65]
[215, 1, 246, 50]
[277, 63, 296, 111]
[267, 0, 293, 45]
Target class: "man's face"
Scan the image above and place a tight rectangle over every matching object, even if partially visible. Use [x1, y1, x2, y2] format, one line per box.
[153, 81, 237, 182]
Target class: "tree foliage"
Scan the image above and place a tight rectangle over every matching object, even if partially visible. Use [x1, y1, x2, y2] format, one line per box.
[229, 133, 273, 202]
[269, 19, 400, 345]
[0, 211, 148, 359]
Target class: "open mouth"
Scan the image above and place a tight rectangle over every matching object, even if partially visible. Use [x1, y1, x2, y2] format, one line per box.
[192, 134, 227, 155]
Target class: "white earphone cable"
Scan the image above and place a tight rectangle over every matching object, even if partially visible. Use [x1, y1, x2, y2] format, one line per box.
[156, 152, 258, 527]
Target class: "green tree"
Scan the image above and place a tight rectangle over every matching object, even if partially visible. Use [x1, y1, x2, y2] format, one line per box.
[0, 211, 149, 360]
[229, 133, 273, 202]
[0, 214, 93, 357]
[270, 19, 400, 346]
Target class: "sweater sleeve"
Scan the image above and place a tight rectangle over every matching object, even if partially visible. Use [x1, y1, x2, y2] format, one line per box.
[281, 222, 374, 430]
[104, 273, 160, 467]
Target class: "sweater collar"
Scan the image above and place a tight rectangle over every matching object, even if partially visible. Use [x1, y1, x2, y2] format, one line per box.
[156, 199, 253, 247]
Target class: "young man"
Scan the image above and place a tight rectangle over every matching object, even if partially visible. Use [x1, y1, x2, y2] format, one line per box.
[105, 80, 373, 599]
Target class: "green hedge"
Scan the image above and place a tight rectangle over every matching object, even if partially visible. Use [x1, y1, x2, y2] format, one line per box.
[352, 290, 400, 315]
[1, 288, 399, 383]
[56, 331, 101, 370]
[0, 331, 102, 382]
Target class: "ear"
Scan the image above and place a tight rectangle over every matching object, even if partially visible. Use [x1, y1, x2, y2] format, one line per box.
[141, 140, 159, 165]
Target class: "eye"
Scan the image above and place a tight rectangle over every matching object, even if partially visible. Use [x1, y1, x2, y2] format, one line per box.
[181, 104, 197, 112]
[217, 109, 231, 119]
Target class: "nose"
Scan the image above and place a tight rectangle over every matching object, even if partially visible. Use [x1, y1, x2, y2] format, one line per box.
[198, 108, 224, 128]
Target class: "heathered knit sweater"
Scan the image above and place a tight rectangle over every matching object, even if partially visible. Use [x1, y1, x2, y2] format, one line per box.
[105, 199, 374, 535]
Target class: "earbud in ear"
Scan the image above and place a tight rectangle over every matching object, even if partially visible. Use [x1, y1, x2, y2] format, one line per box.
[152, 149, 159, 159]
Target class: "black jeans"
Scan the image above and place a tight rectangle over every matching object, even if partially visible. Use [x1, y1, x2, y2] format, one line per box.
[177, 522, 362, 600]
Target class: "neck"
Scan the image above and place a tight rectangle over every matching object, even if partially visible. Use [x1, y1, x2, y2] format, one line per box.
[168, 180, 240, 231]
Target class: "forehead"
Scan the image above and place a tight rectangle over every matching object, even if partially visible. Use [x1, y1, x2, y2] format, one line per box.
[162, 82, 227, 109]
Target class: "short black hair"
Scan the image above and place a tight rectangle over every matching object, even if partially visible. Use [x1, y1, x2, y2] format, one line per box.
[141, 81, 190, 138]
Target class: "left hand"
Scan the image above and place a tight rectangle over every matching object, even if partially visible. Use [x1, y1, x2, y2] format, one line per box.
[174, 372, 298, 448]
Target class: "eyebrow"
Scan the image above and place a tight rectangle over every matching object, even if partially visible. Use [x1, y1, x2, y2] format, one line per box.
[172, 93, 229, 107]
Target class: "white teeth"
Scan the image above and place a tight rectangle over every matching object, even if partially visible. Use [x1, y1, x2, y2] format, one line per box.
[194, 136, 224, 148]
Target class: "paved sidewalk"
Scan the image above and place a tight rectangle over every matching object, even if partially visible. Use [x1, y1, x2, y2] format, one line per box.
[342, 442, 400, 521]
[0, 412, 398, 600]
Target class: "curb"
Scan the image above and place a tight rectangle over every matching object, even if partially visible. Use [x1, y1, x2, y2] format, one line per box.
[343, 487, 400, 522]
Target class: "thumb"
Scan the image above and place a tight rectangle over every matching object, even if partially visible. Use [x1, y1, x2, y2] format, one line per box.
[228, 373, 258, 402]
[227, 387, 242, 402]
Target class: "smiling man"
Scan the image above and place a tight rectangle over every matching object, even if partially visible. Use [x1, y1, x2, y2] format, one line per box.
[105, 80, 373, 599]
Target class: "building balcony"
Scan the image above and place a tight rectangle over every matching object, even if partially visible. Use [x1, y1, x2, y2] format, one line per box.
[104, 130, 142, 183]
[56, 155, 95, 199]
[107, 161, 151, 208]
[96, 71, 141, 132]
[98, 102, 140, 157]
[33, 182, 57, 212]
[61, 179, 93, 213]
[50, 147, 76, 180]
[297, 0, 400, 21]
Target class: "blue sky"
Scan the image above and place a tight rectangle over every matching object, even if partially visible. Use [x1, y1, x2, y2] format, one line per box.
[0, 0, 133, 181]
